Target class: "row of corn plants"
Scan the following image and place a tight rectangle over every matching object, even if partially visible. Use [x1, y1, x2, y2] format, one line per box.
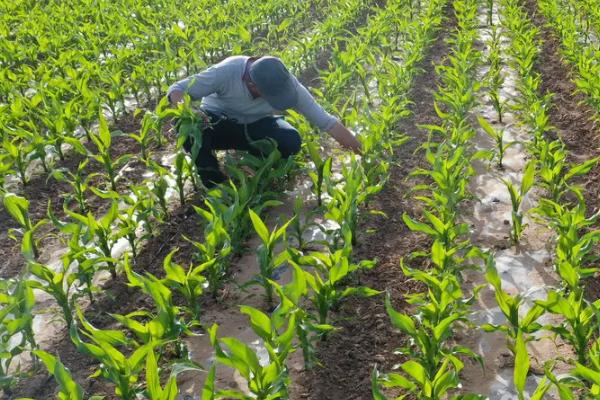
[535, 0, 600, 122]
[495, 0, 600, 397]
[371, 0, 494, 398]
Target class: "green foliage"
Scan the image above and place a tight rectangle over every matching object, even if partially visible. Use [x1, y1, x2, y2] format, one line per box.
[248, 209, 294, 306]
[3, 192, 46, 260]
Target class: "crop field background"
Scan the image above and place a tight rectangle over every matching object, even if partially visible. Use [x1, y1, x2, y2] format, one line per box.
[1, 0, 600, 398]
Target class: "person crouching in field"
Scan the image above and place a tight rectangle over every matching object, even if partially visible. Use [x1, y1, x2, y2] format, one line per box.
[167, 55, 362, 187]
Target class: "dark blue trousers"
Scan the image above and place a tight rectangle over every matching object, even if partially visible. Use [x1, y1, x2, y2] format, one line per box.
[184, 112, 301, 186]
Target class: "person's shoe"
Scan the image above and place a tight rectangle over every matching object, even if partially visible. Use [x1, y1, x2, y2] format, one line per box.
[200, 169, 228, 188]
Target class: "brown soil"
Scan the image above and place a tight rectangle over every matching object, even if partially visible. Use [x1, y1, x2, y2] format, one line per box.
[289, 5, 455, 399]
[523, 0, 600, 299]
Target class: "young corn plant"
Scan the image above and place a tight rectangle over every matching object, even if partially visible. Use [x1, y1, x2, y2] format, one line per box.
[478, 116, 516, 169]
[89, 113, 131, 192]
[162, 248, 212, 323]
[502, 160, 535, 245]
[486, 25, 506, 123]
[297, 250, 379, 325]
[64, 200, 122, 278]
[248, 209, 294, 307]
[130, 111, 160, 163]
[324, 158, 370, 250]
[117, 256, 192, 357]
[372, 288, 482, 400]
[3, 192, 46, 260]
[288, 196, 323, 251]
[481, 255, 545, 399]
[533, 197, 600, 291]
[203, 307, 296, 400]
[271, 262, 334, 369]
[190, 200, 233, 298]
[305, 141, 332, 207]
[2, 135, 32, 186]
[155, 94, 211, 161]
[70, 308, 152, 400]
[0, 278, 37, 393]
[50, 159, 92, 214]
[27, 261, 76, 328]
[536, 289, 599, 366]
[536, 140, 600, 203]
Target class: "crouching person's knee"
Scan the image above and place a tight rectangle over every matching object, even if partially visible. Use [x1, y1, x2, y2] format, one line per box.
[279, 129, 301, 158]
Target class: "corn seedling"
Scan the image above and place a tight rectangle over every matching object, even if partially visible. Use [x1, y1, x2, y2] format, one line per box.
[298, 250, 379, 325]
[501, 160, 535, 245]
[478, 116, 516, 169]
[50, 159, 92, 214]
[248, 209, 294, 306]
[89, 113, 131, 192]
[190, 200, 233, 298]
[155, 94, 211, 161]
[0, 278, 37, 393]
[64, 200, 121, 278]
[3, 192, 46, 261]
[120, 256, 192, 357]
[486, 26, 506, 123]
[305, 141, 332, 207]
[28, 259, 78, 327]
[162, 248, 212, 323]
[70, 308, 152, 400]
[373, 291, 482, 400]
[271, 262, 335, 369]
[204, 310, 295, 400]
[288, 196, 323, 251]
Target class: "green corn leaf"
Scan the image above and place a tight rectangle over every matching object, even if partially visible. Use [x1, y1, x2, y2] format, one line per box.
[240, 305, 272, 341]
[249, 209, 269, 244]
[521, 160, 536, 195]
[564, 156, 600, 182]
[3, 193, 29, 228]
[385, 293, 416, 335]
[33, 350, 84, 400]
[97, 112, 112, 150]
[401, 360, 427, 386]
[146, 348, 161, 399]
[514, 331, 529, 395]
[402, 213, 437, 236]
[477, 116, 498, 139]
[202, 365, 216, 400]
[433, 314, 461, 341]
[573, 363, 600, 386]
[371, 368, 389, 400]
[21, 230, 36, 261]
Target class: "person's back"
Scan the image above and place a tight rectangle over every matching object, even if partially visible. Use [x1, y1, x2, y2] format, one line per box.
[167, 55, 362, 187]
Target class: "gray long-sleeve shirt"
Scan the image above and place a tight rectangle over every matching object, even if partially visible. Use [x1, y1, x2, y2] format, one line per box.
[166, 56, 338, 131]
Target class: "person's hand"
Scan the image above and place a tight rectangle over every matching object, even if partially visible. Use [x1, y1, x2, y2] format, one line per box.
[327, 121, 362, 155]
[163, 117, 178, 138]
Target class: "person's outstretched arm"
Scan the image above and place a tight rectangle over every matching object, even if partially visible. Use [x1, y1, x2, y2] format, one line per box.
[326, 121, 362, 154]
[293, 82, 362, 155]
